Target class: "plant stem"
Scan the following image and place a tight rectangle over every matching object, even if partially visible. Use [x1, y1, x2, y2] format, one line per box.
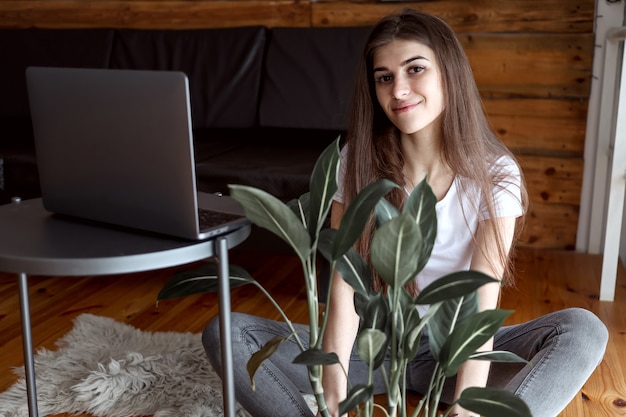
[317, 262, 336, 345]
[400, 359, 409, 417]
[431, 372, 448, 417]
[249, 281, 305, 350]
[421, 362, 440, 417]
[309, 365, 331, 417]
[302, 257, 320, 346]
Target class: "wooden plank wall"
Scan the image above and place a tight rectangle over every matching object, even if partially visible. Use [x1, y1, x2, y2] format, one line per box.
[0, 0, 596, 250]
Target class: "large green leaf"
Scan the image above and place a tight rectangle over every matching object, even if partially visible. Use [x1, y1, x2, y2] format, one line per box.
[319, 229, 372, 296]
[292, 348, 340, 366]
[339, 384, 374, 416]
[427, 293, 479, 360]
[374, 197, 399, 227]
[357, 328, 387, 369]
[307, 137, 341, 240]
[287, 192, 311, 226]
[332, 179, 398, 259]
[439, 309, 513, 376]
[403, 177, 437, 274]
[396, 288, 423, 357]
[419, 271, 497, 358]
[246, 335, 286, 391]
[157, 262, 254, 301]
[354, 291, 389, 332]
[354, 293, 390, 369]
[415, 270, 498, 305]
[458, 387, 533, 417]
[370, 214, 421, 288]
[403, 301, 441, 358]
[469, 350, 528, 364]
[229, 184, 311, 262]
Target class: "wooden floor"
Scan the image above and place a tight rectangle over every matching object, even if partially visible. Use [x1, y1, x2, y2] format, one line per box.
[0, 247, 625, 416]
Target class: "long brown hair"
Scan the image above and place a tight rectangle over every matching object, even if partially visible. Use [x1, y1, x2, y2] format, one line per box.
[342, 8, 528, 295]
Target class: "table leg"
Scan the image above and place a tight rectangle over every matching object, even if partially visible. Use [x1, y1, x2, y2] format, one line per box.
[18, 272, 39, 417]
[216, 236, 236, 417]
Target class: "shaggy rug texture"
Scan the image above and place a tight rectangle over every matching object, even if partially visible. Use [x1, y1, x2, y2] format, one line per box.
[0, 314, 254, 417]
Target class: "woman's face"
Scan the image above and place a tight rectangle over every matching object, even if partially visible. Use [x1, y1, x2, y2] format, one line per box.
[372, 39, 445, 137]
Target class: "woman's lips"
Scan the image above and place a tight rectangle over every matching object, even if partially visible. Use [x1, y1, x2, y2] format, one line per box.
[393, 101, 420, 114]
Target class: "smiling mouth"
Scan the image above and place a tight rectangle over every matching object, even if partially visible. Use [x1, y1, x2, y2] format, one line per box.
[393, 102, 420, 114]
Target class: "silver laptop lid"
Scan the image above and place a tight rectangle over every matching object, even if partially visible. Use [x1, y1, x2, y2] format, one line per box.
[26, 67, 206, 239]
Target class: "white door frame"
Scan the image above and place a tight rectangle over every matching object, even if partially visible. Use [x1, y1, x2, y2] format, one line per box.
[577, 0, 625, 301]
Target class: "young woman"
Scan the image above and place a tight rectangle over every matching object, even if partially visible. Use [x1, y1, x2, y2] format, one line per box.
[203, 9, 608, 417]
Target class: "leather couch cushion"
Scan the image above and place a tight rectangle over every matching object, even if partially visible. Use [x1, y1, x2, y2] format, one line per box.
[109, 27, 266, 130]
[259, 27, 370, 131]
[0, 29, 114, 145]
[193, 128, 340, 201]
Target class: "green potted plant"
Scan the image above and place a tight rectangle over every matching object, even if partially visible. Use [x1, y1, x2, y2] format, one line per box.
[158, 138, 532, 417]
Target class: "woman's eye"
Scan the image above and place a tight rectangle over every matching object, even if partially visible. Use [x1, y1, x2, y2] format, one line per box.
[408, 65, 425, 74]
[376, 74, 393, 83]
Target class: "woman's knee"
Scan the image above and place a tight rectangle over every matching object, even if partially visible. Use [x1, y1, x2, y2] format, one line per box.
[202, 312, 251, 372]
[555, 308, 608, 363]
[559, 308, 607, 337]
[202, 315, 223, 372]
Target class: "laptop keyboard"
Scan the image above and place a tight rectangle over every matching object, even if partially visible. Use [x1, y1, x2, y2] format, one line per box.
[198, 208, 245, 230]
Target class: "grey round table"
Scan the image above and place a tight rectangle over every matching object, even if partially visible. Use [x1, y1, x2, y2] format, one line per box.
[0, 198, 250, 417]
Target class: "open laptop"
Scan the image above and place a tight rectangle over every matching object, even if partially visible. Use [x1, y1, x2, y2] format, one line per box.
[26, 66, 250, 240]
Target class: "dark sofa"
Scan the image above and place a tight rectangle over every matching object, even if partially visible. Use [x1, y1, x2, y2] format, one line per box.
[0, 25, 371, 210]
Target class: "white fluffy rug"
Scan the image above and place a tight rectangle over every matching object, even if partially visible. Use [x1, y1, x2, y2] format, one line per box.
[0, 314, 253, 417]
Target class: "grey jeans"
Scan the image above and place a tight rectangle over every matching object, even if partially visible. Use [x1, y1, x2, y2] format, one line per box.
[202, 307, 608, 417]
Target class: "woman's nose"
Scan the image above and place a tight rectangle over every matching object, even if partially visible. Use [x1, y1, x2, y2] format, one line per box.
[392, 78, 410, 99]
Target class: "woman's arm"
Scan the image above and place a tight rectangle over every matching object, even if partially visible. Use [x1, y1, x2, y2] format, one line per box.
[450, 215, 517, 417]
[320, 201, 362, 417]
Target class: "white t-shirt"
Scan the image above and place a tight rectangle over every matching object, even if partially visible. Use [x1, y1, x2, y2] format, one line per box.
[333, 150, 524, 315]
